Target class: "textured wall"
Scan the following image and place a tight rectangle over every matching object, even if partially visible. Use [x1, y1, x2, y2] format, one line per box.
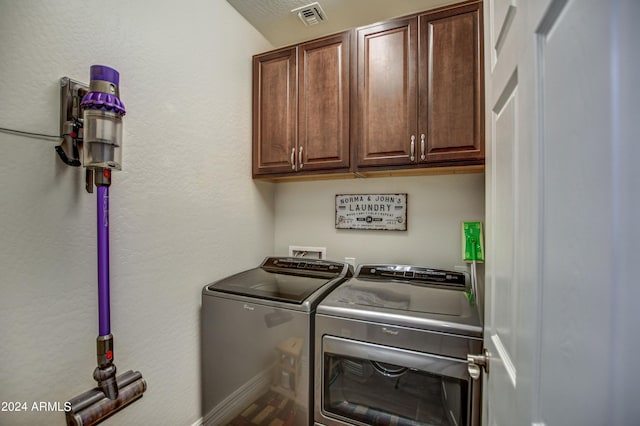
[274, 174, 485, 268]
[0, 1, 273, 425]
[0, 2, 487, 424]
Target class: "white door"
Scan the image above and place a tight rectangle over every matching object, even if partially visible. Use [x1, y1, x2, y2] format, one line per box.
[483, 1, 640, 425]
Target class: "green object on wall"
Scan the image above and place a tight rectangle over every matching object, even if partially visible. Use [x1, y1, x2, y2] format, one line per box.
[462, 222, 484, 262]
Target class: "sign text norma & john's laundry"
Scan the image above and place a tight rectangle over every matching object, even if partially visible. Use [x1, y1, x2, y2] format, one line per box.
[335, 194, 407, 231]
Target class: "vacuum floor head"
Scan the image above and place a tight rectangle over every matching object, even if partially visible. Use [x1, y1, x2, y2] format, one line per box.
[66, 370, 146, 426]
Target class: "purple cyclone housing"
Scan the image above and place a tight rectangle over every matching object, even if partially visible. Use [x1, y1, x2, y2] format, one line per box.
[81, 65, 126, 171]
[90, 65, 120, 86]
[81, 65, 126, 115]
[81, 91, 126, 116]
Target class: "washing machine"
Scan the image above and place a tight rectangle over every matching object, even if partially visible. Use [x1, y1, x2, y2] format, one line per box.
[201, 256, 351, 426]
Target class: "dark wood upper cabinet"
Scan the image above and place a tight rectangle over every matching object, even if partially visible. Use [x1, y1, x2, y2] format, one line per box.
[420, 2, 483, 162]
[253, 47, 297, 176]
[253, 32, 350, 178]
[252, 0, 483, 180]
[355, 0, 484, 169]
[298, 33, 350, 172]
[355, 17, 418, 167]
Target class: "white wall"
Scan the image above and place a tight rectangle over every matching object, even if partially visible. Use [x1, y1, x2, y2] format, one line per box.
[0, 2, 487, 424]
[0, 1, 273, 425]
[274, 173, 485, 268]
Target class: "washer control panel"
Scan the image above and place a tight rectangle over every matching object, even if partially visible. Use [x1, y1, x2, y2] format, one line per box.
[261, 256, 348, 277]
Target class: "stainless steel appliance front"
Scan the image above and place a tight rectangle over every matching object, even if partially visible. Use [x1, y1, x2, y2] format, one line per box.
[201, 257, 351, 426]
[314, 264, 483, 426]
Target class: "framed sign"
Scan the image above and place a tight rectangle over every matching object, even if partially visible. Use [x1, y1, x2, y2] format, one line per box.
[335, 193, 407, 231]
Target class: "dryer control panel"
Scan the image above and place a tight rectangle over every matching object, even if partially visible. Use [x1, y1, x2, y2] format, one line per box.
[356, 264, 467, 289]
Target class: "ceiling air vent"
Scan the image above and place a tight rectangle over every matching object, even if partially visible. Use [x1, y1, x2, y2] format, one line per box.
[291, 2, 327, 27]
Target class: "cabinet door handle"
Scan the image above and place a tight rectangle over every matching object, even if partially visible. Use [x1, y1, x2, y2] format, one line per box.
[420, 134, 426, 160]
[410, 135, 416, 162]
[299, 146, 304, 169]
[290, 147, 296, 170]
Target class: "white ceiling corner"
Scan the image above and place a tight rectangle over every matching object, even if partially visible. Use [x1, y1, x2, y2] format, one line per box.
[227, 0, 462, 48]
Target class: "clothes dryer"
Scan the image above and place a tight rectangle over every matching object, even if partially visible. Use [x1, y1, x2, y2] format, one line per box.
[315, 264, 483, 426]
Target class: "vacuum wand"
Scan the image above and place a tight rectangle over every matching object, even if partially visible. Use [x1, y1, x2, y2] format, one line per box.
[97, 184, 111, 338]
[93, 179, 117, 401]
[65, 65, 146, 426]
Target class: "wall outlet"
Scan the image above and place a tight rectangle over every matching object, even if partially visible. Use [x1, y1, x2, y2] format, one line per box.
[288, 245, 326, 259]
[344, 257, 356, 267]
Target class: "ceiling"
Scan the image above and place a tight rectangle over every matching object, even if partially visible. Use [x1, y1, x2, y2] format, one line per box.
[227, 0, 461, 48]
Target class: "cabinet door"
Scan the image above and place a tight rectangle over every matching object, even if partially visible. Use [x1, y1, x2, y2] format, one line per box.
[253, 47, 297, 176]
[355, 17, 418, 168]
[419, 2, 483, 162]
[298, 32, 350, 172]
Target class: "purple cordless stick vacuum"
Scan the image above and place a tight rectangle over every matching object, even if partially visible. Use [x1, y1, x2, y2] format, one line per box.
[84, 65, 124, 400]
[65, 66, 146, 426]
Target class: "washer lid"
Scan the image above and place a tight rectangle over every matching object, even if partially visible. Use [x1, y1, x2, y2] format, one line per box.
[205, 257, 349, 304]
[317, 264, 482, 336]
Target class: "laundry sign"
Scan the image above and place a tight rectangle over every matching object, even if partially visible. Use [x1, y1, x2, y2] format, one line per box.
[335, 193, 407, 231]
